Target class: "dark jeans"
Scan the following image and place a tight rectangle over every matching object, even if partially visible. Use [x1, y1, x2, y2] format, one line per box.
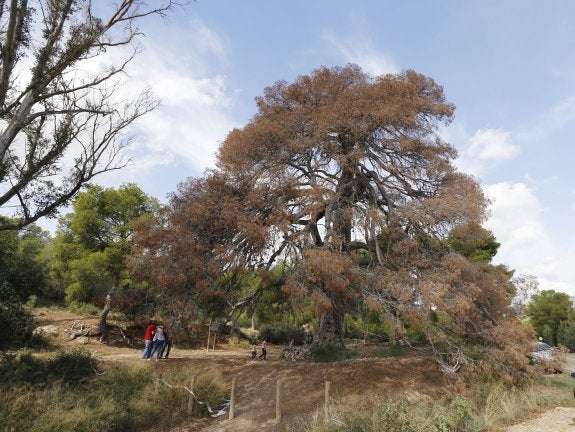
[149, 339, 166, 359]
[259, 348, 267, 359]
[160, 340, 172, 358]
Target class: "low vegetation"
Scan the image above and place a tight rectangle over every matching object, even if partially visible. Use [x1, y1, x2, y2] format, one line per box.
[293, 374, 575, 432]
[0, 350, 228, 432]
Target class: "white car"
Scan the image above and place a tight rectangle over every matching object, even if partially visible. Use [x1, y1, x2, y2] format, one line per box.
[529, 342, 564, 373]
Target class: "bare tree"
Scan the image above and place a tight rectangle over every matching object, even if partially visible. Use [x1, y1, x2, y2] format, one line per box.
[0, 0, 174, 231]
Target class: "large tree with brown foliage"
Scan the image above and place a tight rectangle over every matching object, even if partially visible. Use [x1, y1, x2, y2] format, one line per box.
[0, 0, 174, 231]
[131, 65, 532, 377]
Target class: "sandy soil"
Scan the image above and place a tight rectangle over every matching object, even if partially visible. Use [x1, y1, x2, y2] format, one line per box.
[32, 307, 575, 432]
[502, 354, 575, 432]
[504, 406, 575, 432]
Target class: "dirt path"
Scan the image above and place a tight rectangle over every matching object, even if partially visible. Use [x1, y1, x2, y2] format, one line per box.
[505, 407, 575, 432]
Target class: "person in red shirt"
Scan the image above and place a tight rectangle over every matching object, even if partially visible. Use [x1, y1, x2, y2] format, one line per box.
[142, 320, 156, 359]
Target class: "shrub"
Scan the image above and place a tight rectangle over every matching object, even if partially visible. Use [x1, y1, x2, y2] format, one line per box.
[557, 320, 575, 351]
[67, 300, 100, 315]
[0, 282, 35, 349]
[259, 323, 304, 344]
[0, 361, 230, 432]
[343, 314, 390, 342]
[308, 342, 354, 363]
[0, 349, 97, 388]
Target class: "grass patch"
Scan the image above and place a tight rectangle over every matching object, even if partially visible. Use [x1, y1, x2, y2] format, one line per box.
[292, 374, 575, 432]
[373, 343, 406, 358]
[0, 351, 229, 432]
[67, 300, 100, 315]
[294, 396, 471, 432]
[309, 342, 355, 362]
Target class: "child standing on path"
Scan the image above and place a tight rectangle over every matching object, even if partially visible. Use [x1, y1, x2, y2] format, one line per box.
[251, 343, 257, 360]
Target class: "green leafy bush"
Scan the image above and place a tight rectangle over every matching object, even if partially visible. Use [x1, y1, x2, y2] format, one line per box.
[0, 282, 35, 349]
[0, 349, 96, 387]
[557, 320, 575, 351]
[67, 300, 100, 315]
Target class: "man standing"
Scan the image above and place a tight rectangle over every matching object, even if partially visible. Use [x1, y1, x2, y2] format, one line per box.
[142, 320, 156, 359]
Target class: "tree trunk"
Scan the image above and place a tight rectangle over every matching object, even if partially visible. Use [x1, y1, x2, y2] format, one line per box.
[316, 298, 345, 346]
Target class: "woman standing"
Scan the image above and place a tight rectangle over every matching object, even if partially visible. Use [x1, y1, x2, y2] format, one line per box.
[258, 338, 267, 360]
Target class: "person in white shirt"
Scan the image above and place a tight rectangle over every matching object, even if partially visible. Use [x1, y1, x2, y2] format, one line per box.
[148, 325, 166, 361]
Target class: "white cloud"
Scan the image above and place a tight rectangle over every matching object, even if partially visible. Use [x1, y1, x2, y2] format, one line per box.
[531, 253, 575, 294]
[451, 127, 520, 177]
[463, 128, 519, 176]
[481, 181, 575, 295]
[322, 31, 398, 76]
[484, 181, 546, 251]
[517, 96, 575, 143]
[99, 19, 239, 178]
[468, 128, 520, 160]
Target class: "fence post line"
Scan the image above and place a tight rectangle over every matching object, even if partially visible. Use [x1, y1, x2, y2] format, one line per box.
[275, 379, 282, 422]
[324, 381, 330, 418]
[229, 377, 237, 420]
[187, 375, 196, 415]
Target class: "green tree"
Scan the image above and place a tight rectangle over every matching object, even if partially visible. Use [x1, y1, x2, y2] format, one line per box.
[557, 320, 575, 351]
[52, 184, 159, 304]
[0, 218, 52, 300]
[0, 281, 34, 349]
[0, 1, 174, 231]
[527, 290, 573, 345]
[448, 223, 500, 262]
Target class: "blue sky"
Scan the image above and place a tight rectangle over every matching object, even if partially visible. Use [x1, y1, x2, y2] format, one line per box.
[90, 1, 575, 295]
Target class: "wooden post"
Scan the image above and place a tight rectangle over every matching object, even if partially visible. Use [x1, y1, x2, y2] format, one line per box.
[156, 372, 163, 394]
[229, 377, 237, 420]
[206, 331, 211, 351]
[187, 375, 196, 415]
[212, 333, 217, 351]
[324, 381, 330, 418]
[275, 379, 282, 422]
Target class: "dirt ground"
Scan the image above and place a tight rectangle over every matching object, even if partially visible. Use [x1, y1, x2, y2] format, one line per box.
[31, 307, 575, 432]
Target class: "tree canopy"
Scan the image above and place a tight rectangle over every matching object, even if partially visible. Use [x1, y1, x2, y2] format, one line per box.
[0, 218, 51, 300]
[53, 183, 159, 304]
[130, 65, 532, 377]
[0, 0, 173, 231]
[527, 289, 573, 345]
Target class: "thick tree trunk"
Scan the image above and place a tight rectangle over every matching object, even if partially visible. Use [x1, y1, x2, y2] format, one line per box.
[316, 297, 346, 346]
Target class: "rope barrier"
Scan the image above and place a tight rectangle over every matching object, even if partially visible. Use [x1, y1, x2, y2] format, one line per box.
[157, 378, 231, 417]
